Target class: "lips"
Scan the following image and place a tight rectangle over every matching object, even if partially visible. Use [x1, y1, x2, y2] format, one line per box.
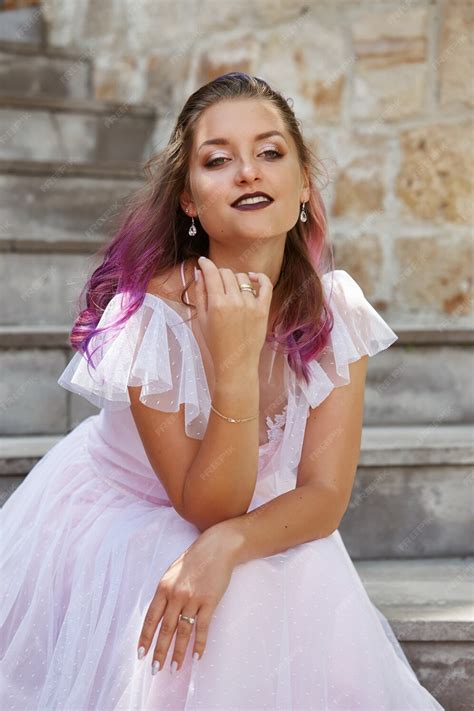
[231, 192, 273, 207]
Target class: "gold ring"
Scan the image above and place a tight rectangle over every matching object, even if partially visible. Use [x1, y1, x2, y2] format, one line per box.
[239, 284, 257, 296]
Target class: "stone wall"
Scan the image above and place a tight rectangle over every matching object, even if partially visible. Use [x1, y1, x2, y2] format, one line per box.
[40, 0, 473, 324]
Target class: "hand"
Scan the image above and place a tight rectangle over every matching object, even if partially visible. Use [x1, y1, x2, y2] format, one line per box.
[194, 256, 273, 377]
[136, 523, 240, 674]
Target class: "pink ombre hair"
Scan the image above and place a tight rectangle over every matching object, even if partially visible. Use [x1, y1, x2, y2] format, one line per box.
[70, 72, 336, 386]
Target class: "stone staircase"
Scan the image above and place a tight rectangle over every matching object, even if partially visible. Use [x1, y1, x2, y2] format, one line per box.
[0, 34, 472, 711]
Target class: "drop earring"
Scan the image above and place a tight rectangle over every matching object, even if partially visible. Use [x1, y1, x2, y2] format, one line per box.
[300, 201, 307, 223]
[186, 208, 197, 236]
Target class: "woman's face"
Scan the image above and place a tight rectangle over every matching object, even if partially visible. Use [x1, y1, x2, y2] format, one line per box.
[182, 98, 309, 247]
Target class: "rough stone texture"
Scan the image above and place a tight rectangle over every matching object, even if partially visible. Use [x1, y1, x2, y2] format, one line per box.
[352, 5, 428, 51]
[3, 342, 473, 433]
[69, 394, 98, 430]
[0, 105, 155, 164]
[353, 61, 427, 121]
[37, 1, 472, 325]
[331, 233, 384, 292]
[0, 252, 102, 325]
[356, 555, 474, 710]
[248, 16, 348, 125]
[0, 172, 142, 243]
[439, 0, 474, 109]
[352, 5, 428, 120]
[0, 5, 45, 43]
[0, 349, 67, 434]
[394, 234, 473, 318]
[398, 641, 472, 711]
[363, 345, 474, 425]
[396, 122, 474, 226]
[341, 462, 473, 559]
[0, 476, 24, 506]
[0, 47, 91, 99]
[329, 132, 389, 217]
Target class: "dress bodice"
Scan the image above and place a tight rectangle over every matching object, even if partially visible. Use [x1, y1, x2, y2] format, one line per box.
[57, 268, 399, 511]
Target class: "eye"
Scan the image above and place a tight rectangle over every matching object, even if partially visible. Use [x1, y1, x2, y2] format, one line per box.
[205, 149, 283, 168]
[262, 149, 283, 159]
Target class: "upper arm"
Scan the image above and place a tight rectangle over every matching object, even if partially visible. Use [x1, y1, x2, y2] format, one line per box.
[296, 355, 369, 523]
[127, 269, 202, 522]
[128, 385, 201, 523]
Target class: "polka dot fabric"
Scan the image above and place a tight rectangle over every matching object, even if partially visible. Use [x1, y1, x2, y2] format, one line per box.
[0, 269, 444, 709]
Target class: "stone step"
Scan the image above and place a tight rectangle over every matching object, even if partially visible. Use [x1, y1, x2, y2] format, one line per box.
[340, 424, 474, 559]
[0, 8, 45, 45]
[354, 556, 473, 711]
[1, 423, 472, 560]
[0, 345, 413, 433]
[0, 95, 156, 164]
[0, 321, 472, 426]
[0, 40, 91, 99]
[1, 324, 472, 348]
[0, 159, 143, 249]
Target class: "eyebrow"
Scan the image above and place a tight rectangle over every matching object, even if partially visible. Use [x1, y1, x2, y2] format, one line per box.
[198, 130, 287, 153]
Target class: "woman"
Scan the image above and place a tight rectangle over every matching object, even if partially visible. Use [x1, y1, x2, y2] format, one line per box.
[0, 73, 444, 709]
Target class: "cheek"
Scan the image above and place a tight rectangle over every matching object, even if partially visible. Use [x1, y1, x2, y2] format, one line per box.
[274, 199, 301, 229]
[198, 177, 228, 209]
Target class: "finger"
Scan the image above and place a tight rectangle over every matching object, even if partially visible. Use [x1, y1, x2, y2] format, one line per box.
[192, 602, 215, 662]
[170, 607, 199, 672]
[137, 590, 167, 659]
[194, 265, 207, 314]
[197, 256, 225, 307]
[247, 272, 273, 306]
[235, 272, 258, 300]
[151, 603, 181, 674]
[219, 268, 244, 298]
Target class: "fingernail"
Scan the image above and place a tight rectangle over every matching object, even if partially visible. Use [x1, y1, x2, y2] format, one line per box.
[193, 652, 200, 663]
[248, 271, 257, 276]
[151, 660, 160, 675]
[198, 256, 206, 263]
[137, 646, 145, 660]
[170, 660, 178, 675]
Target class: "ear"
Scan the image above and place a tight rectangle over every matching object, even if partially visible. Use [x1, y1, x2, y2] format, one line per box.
[300, 165, 311, 203]
[179, 191, 196, 218]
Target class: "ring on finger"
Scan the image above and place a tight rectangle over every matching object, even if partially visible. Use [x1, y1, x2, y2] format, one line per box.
[237, 274, 257, 297]
[179, 612, 196, 625]
[239, 284, 256, 296]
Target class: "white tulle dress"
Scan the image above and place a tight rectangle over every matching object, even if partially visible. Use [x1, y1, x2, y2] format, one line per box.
[0, 267, 445, 710]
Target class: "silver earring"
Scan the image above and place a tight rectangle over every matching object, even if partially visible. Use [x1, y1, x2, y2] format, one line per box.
[185, 209, 197, 237]
[300, 201, 307, 223]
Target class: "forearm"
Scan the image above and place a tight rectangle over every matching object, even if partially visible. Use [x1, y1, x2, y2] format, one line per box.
[215, 482, 343, 565]
[183, 366, 260, 530]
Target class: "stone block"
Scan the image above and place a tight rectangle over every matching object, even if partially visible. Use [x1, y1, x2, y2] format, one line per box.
[0, 349, 67, 434]
[439, 1, 474, 109]
[0, 170, 142, 244]
[0, 45, 91, 99]
[394, 234, 473, 318]
[396, 122, 473, 225]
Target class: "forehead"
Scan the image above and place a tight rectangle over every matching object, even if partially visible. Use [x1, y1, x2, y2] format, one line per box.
[192, 98, 287, 153]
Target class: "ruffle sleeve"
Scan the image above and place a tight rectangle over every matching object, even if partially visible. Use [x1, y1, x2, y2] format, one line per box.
[57, 293, 211, 439]
[299, 269, 398, 409]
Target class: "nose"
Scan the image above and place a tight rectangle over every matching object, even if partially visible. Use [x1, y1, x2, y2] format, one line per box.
[234, 155, 262, 184]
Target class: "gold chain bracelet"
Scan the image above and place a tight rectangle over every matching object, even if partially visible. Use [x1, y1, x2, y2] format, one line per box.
[210, 402, 258, 423]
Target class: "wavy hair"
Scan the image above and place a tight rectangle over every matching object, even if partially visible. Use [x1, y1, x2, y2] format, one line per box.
[70, 71, 336, 385]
